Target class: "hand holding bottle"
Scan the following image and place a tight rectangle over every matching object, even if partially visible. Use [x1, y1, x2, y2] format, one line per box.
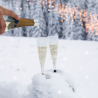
[0, 6, 20, 35]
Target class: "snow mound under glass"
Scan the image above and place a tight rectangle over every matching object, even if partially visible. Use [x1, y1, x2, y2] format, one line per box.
[26, 70, 80, 98]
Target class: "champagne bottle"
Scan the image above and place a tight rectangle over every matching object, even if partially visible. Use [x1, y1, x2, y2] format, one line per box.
[3, 15, 39, 31]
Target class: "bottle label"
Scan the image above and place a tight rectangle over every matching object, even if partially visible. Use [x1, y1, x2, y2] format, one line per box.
[5, 22, 11, 31]
[13, 20, 19, 28]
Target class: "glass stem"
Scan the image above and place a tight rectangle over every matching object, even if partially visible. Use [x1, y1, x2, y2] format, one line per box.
[41, 66, 44, 75]
[53, 63, 56, 72]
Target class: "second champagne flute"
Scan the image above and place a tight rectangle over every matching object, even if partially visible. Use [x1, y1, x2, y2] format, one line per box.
[48, 36, 58, 73]
[37, 37, 47, 75]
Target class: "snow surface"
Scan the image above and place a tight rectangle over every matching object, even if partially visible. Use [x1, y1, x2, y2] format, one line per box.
[0, 36, 98, 98]
[27, 70, 77, 98]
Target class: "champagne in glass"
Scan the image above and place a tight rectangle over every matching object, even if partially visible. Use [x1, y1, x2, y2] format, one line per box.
[37, 37, 47, 75]
[48, 36, 58, 73]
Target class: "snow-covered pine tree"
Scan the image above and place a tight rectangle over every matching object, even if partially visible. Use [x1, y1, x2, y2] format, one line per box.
[30, 0, 46, 37]
[17, 0, 23, 37]
[73, 0, 86, 10]
[29, 0, 35, 19]
[61, 3, 74, 39]
[85, 0, 98, 41]
[21, 0, 30, 37]
[53, 0, 62, 37]
[94, 0, 98, 41]
[42, 0, 48, 36]
[29, 0, 36, 37]
[64, 0, 86, 40]
[47, 0, 56, 36]
[71, 8, 87, 40]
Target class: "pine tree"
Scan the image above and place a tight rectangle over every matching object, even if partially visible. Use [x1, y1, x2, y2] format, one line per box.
[29, 0, 36, 37]
[53, 0, 62, 37]
[30, 0, 46, 37]
[85, 0, 98, 40]
[21, 0, 30, 37]
[43, 0, 48, 36]
[61, 3, 74, 39]
[72, 8, 87, 40]
[29, 0, 35, 19]
[48, 0, 56, 36]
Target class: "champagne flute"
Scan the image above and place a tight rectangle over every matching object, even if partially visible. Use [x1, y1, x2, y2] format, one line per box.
[37, 37, 47, 75]
[48, 36, 58, 73]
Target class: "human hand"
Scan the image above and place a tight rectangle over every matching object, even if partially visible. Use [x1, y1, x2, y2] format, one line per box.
[0, 6, 20, 34]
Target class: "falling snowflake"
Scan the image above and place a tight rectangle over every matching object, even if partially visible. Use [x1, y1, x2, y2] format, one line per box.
[10, 38, 14, 42]
[85, 51, 89, 55]
[58, 90, 62, 94]
[13, 76, 17, 80]
[63, 57, 67, 62]
[85, 75, 89, 79]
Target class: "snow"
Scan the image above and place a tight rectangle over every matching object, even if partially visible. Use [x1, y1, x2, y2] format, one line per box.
[0, 36, 98, 98]
[28, 70, 77, 98]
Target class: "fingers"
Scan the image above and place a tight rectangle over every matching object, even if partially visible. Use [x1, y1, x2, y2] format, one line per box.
[0, 8, 6, 35]
[0, 6, 20, 34]
[0, 6, 20, 20]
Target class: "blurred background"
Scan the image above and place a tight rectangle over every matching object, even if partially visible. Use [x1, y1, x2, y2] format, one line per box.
[0, 0, 98, 41]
